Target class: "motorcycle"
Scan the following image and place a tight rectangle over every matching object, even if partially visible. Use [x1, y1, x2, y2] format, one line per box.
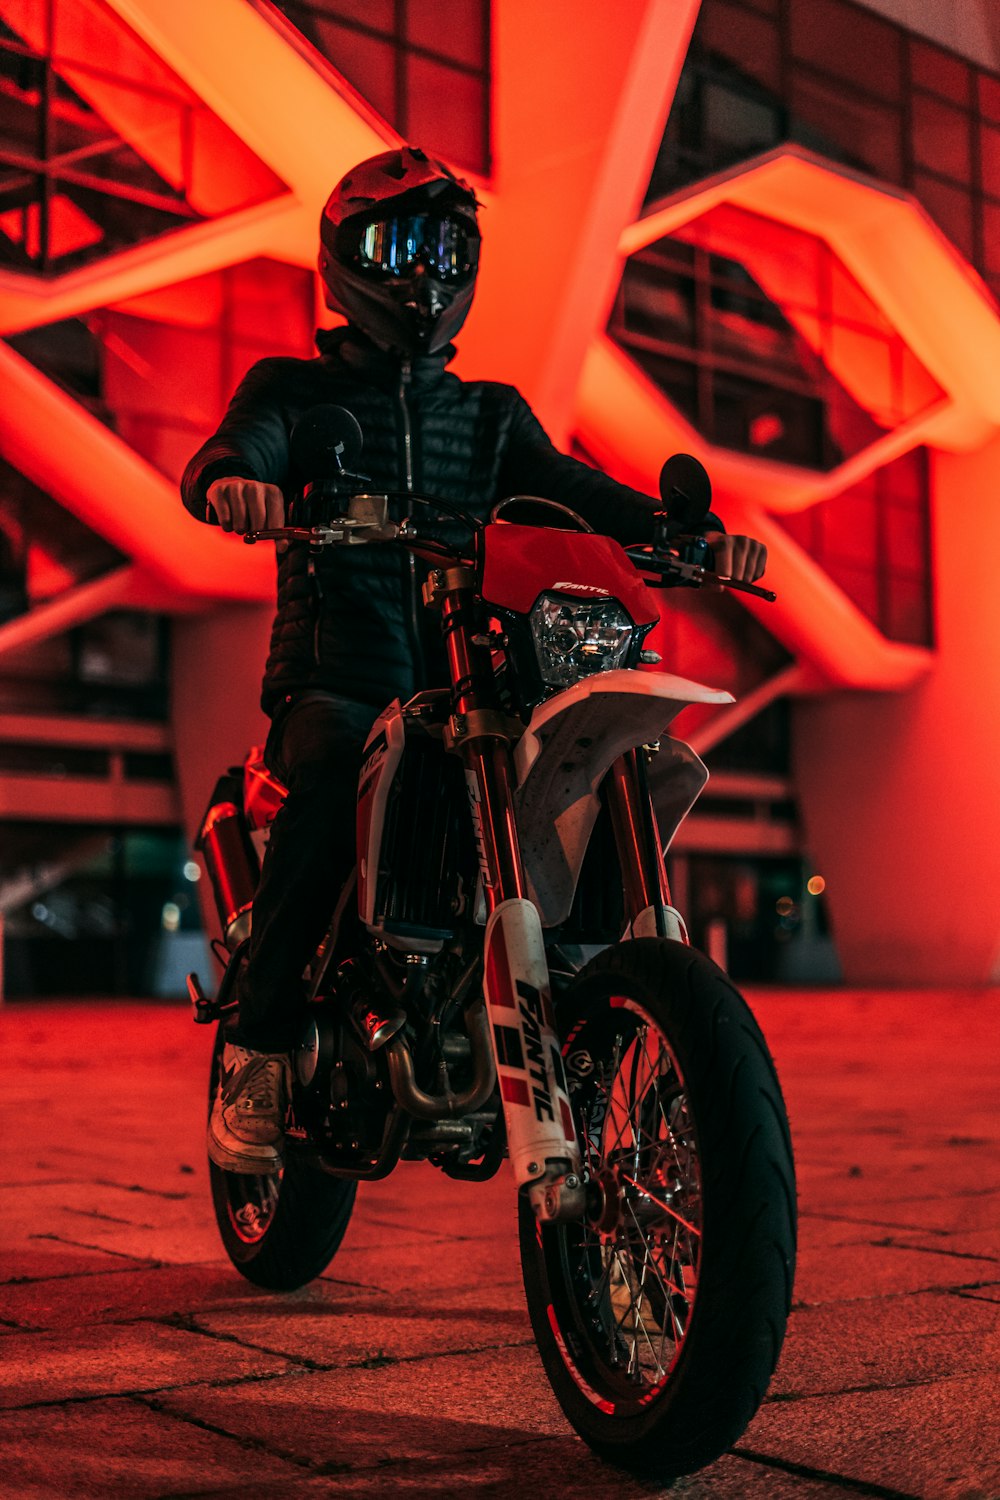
[188, 406, 796, 1479]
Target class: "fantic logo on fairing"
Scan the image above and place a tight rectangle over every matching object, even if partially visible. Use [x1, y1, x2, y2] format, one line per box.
[553, 581, 609, 595]
[517, 979, 555, 1123]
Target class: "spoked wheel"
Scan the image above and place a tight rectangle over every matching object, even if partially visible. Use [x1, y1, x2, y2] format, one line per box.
[520, 939, 796, 1478]
[208, 1021, 357, 1290]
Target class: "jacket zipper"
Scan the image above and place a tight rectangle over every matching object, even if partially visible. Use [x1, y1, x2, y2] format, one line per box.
[398, 358, 426, 684]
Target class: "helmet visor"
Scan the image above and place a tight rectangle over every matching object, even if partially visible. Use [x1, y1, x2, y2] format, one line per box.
[341, 213, 479, 284]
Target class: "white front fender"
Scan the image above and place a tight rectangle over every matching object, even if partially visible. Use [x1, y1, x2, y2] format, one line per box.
[513, 669, 734, 927]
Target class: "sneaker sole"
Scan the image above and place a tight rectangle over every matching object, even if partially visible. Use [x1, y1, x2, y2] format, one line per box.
[207, 1125, 283, 1176]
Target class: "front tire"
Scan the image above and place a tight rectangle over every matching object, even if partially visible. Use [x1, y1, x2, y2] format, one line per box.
[520, 939, 796, 1478]
[208, 1022, 357, 1290]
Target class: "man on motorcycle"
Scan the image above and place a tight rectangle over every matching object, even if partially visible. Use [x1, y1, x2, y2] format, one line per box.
[180, 146, 767, 1174]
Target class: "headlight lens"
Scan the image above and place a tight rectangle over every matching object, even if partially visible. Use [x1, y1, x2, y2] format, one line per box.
[529, 593, 633, 688]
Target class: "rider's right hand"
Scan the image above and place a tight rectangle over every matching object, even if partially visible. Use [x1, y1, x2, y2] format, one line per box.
[207, 478, 285, 534]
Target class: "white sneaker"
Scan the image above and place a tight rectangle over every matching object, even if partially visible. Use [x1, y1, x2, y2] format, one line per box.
[208, 1043, 291, 1175]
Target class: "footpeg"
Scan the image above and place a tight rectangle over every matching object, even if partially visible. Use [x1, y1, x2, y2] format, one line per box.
[349, 997, 406, 1052]
[187, 971, 239, 1025]
[187, 972, 215, 1024]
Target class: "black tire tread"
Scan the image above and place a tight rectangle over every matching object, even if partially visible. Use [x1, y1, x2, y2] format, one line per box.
[208, 1025, 357, 1291]
[520, 938, 796, 1479]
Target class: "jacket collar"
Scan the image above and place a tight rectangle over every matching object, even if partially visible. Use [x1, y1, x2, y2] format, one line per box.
[315, 325, 454, 391]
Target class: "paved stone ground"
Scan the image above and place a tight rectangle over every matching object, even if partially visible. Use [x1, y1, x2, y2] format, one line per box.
[1, 989, 998, 1500]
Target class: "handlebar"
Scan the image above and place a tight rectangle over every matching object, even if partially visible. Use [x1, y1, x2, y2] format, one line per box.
[241, 492, 775, 602]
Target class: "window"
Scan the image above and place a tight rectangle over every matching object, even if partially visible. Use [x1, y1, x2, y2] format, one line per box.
[648, 0, 1000, 304]
[261, 1, 491, 175]
[610, 211, 942, 472]
[777, 449, 933, 646]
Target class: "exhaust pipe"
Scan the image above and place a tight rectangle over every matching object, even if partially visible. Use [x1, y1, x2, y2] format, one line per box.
[385, 999, 496, 1119]
[197, 776, 259, 951]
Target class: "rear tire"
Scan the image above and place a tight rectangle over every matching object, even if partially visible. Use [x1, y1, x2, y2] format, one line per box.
[208, 1021, 357, 1290]
[520, 939, 795, 1478]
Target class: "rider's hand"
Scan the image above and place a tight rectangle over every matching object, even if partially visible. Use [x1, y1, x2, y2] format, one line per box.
[207, 478, 285, 535]
[703, 532, 767, 585]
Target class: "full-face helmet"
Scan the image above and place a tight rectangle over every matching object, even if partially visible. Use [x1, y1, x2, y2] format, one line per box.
[319, 147, 480, 356]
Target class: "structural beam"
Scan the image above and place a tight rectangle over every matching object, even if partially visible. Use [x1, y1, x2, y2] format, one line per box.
[688, 665, 810, 757]
[0, 566, 138, 659]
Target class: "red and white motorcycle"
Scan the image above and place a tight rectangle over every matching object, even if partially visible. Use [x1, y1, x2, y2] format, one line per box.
[190, 408, 795, 1480]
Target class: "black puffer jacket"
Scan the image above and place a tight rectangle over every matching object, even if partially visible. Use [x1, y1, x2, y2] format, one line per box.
[182, 328, 719, 715]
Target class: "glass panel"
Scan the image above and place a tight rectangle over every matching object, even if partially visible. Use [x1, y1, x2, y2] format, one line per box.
[279, 0, 397, 34]
[702, 75, 782, 159]
[912, 92, 971, 182]
[977, 121, 1000, 197]
[621, 258, 696, 345]
[824, 559, 880, 622]
[977, 71, 1000, 125]
[405, 54, 487, 173]
[627, 350, 700, 426]
[790, 70, 903, 181]
[712, 372, 828, 468]
[305, 18, 396, 120]
[789, 0, 902, 99]
[701, 3, 781, 94]
[912, 171, 974, 261]
[880, 447, 926, 505]
[884, 501, 927, 575]
[885, 575, 930, 644]
[0, 45, 44, 162]
[56, 137, 183, 202]
[818, 485, 878, 566]
[981, 200, 1000, 276]
[909, 38, 971, 105]
[405, 0, 487, 71]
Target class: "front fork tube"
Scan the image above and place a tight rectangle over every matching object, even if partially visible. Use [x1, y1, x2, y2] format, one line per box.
[435, 574, 583, 1221]
[467, 737, 585, 1223]
[607, 748, 689, 943]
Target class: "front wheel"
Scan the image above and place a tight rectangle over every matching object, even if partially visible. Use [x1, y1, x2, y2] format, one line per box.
[520, 939, 796, 1478]
[208, 1021, 357, 1290]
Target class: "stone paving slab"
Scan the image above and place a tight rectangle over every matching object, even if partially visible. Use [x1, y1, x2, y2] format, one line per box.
[770, 1287, 1000, 1398]
[793, 1236, 1000, 1306]
[741, 1370, 1000, 1499]
[0, 1321, 295, 1409]
[0, 1263, 324, 1332]
[0, 1397, 308, 1499]
[191, 1291, 532, 1369]
[2, 993, 999, 1497]
[154, 1346, 562, 1475]
[327, 1212, 524, 1299]
[0, 1239, 158, 1287]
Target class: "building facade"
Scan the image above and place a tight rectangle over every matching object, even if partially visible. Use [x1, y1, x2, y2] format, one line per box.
[0, 0, 997, 989]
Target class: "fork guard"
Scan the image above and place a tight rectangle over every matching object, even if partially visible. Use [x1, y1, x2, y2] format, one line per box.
[484, 897, 582, 1207]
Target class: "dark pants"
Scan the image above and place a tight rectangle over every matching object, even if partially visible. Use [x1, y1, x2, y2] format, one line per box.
[236, 691, 378, 1051]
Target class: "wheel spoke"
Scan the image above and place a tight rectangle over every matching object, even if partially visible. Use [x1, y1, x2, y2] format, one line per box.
[619, 1172, 702, 1239]
[542, 986, 705, 1407]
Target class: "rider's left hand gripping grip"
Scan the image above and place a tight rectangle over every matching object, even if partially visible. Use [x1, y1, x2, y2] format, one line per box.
[483, 898, 584, 1220]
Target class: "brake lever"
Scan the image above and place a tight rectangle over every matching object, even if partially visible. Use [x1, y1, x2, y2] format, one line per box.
[243, 526, 323, 544]
[627, 546, 777, 602]
[656, 556, 776, 601]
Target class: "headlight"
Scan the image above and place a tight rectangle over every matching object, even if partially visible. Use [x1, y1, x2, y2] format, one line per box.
[529, 593, 633, 688]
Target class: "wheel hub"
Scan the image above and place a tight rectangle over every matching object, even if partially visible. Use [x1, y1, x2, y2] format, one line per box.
[586, 1168, 625, 1237]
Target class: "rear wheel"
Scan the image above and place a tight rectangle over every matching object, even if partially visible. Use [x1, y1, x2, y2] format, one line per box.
[520, 938, 795, 1478]
[208, 1021, 357, 1290]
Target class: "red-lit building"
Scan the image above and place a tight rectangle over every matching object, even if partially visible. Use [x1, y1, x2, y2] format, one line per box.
[0, 0, 997, 992]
